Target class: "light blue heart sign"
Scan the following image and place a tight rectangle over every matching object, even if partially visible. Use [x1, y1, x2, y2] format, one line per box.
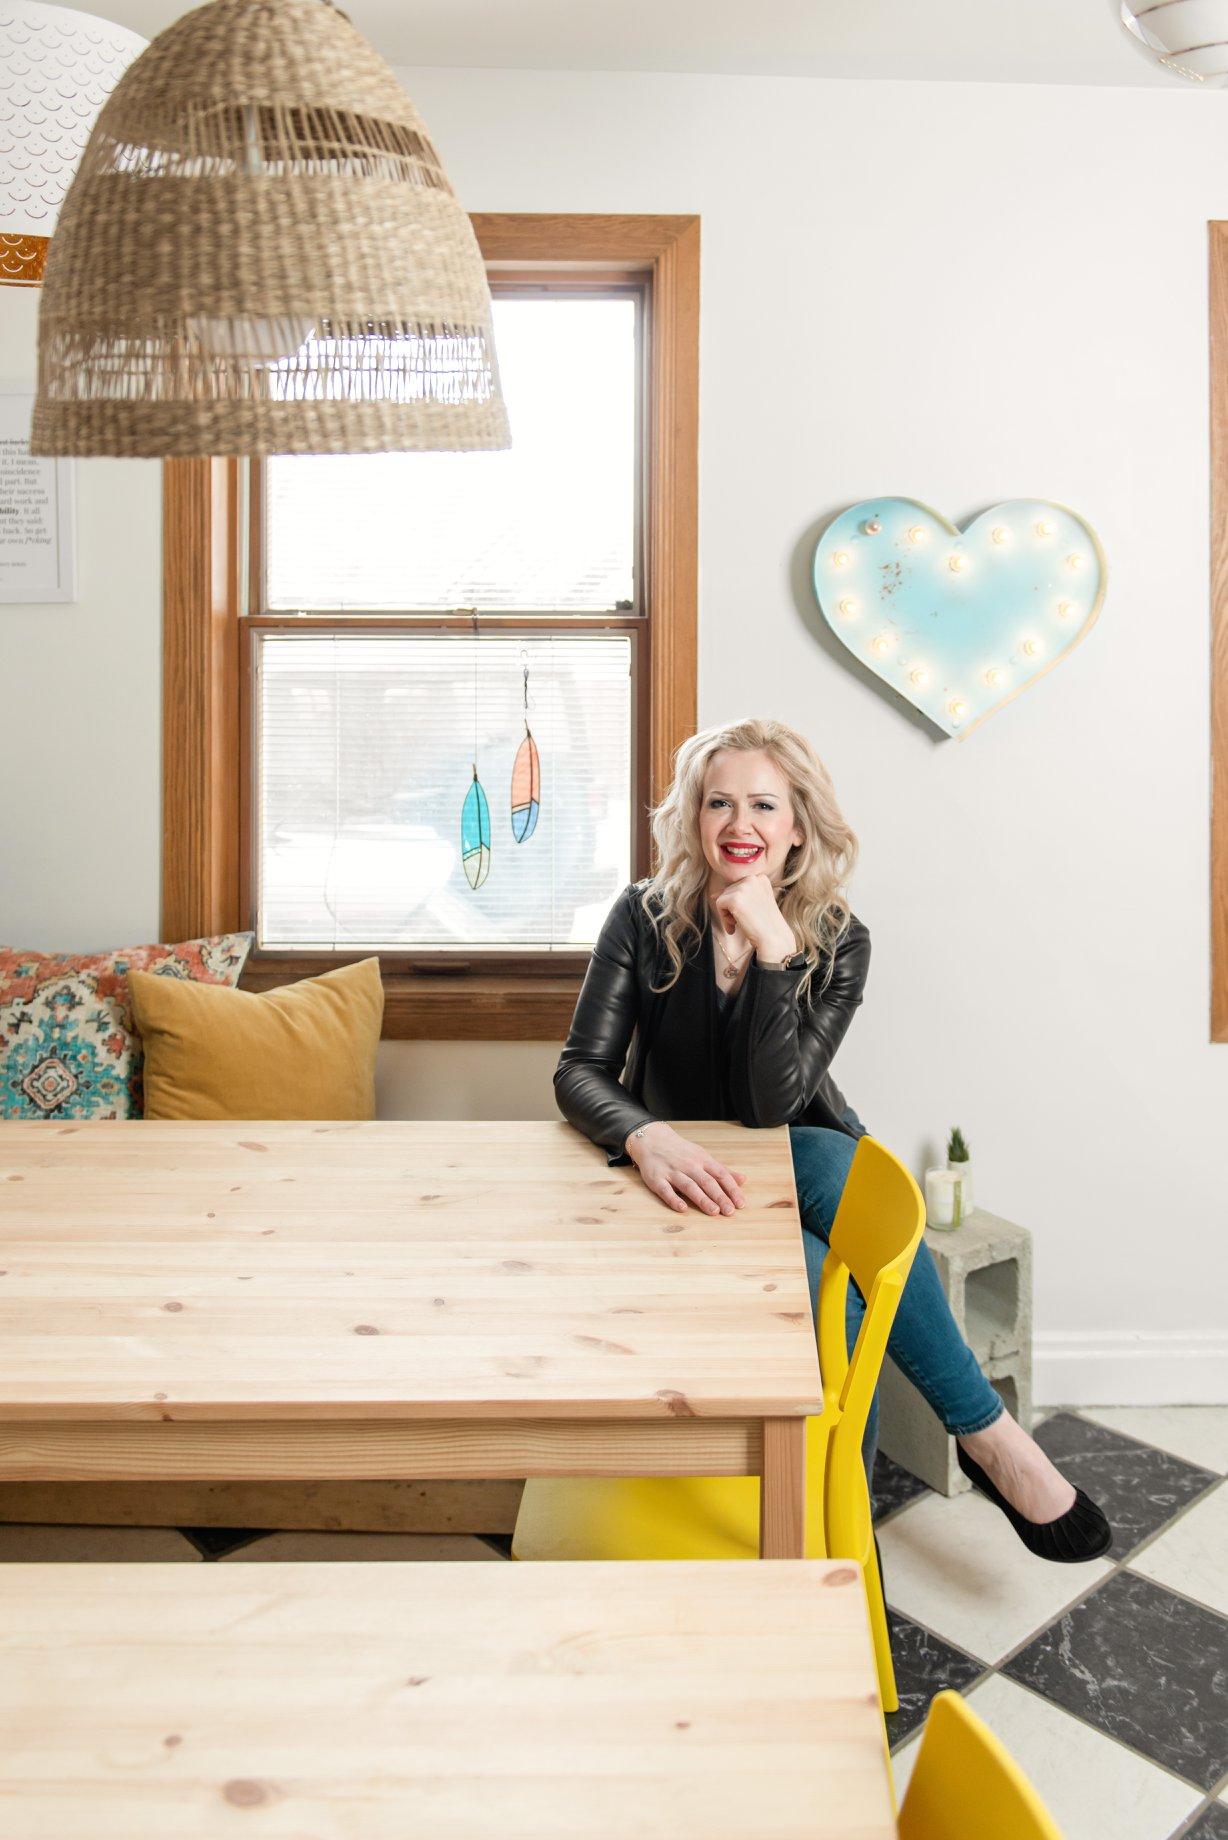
[812, 498, 1105, 739]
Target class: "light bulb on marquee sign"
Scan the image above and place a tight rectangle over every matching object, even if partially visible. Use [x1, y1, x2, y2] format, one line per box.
[812, 497, 1106, 740]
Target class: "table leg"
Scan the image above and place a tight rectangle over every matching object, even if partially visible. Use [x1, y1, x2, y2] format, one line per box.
[759, 1417, 806, 1558]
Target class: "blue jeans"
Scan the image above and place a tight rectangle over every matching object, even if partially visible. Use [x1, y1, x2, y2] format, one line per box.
[789, 1118, 1004, 1483]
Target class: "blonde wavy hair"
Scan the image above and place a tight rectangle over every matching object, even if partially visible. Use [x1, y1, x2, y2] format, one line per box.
[642, 716, 858, 1003]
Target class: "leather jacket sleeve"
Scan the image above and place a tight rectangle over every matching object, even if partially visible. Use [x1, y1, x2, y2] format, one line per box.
[725, 918, 871, 1128]
[553, 885, 654, 1159]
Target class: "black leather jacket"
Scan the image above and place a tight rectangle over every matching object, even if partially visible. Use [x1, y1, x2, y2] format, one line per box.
[555, 880, 871, 1163]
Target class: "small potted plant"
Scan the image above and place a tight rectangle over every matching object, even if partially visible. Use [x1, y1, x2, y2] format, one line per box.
[947, 1126, 973, 1217]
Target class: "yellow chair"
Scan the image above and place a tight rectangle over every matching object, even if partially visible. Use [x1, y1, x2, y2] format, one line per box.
[512, 1133, 925, 1713]
[898, 1691, 1063, 1839]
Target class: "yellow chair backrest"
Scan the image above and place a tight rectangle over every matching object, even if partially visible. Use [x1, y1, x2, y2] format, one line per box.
[818, 1134, 925, 1564]
[898, 1691, 1064, 1840]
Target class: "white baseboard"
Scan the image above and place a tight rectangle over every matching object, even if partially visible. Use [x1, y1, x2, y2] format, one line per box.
[1033, 1331, 1228, 1407]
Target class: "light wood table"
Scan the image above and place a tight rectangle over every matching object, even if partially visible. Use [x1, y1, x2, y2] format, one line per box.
[0, 1120, 820, 1557]
[0, 1558, 896, 1839]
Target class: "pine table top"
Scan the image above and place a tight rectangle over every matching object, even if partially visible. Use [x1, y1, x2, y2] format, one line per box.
[0, 1557, 896, 1839]
[0, 1119, 821, 1424]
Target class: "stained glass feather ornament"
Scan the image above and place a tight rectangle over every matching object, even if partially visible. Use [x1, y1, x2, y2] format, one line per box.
[510, 657, 541, 842]
[511, 728, 541, 842]
[461, 766, 491, 889]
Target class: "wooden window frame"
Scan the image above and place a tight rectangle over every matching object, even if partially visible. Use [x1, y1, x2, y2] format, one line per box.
[1212, 223, 1228, 1040]
[162, 213, 699, 1040]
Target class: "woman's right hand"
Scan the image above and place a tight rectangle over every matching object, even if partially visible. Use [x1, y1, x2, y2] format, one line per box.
[625, 1121, 747, 1216]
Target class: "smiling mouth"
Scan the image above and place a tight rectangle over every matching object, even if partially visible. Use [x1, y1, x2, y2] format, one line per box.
[719, 843, 764, 863]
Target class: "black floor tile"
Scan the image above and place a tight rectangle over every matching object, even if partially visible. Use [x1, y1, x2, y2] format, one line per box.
[883, 1609, 984, 1750]
[179, 1527, 267, 1559]
[1174, 1804, 1228, 1840]
[1003, 1569, 1228, 1791]
[1034, 1412, 1217, 1558]
[873, 1451, 930, 1523]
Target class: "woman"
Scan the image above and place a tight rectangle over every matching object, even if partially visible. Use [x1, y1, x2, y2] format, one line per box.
[555, 716, 1110, 1564]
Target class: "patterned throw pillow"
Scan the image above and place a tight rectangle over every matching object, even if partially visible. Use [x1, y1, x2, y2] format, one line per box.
[0, 934, 253, 1120]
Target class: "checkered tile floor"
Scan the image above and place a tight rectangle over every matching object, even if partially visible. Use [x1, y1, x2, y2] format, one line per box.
[1, 1406, 1224, 1838]
[875, 1407, 1228, 1840]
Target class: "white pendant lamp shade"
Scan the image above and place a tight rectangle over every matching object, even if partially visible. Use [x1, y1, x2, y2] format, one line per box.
[0, 3, 145, 286]
[1119, 0, 1228, 83]
[30, 0, 511, 457]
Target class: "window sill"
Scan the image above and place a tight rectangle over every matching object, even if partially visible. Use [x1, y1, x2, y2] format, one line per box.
[240, 963, 582, 1041]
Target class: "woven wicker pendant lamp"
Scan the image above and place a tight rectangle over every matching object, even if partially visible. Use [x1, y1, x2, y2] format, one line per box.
[30, 0, 510, 456]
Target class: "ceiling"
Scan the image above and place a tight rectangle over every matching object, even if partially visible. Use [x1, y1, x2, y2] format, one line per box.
[97, 0, 1177, 89]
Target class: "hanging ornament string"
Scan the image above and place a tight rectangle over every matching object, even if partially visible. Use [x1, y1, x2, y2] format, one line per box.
[461, 610, 491, 890]
[510, 648, 542, 843]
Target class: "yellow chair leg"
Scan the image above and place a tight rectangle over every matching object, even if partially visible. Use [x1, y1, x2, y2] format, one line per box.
[863, 1538, 899, 1715]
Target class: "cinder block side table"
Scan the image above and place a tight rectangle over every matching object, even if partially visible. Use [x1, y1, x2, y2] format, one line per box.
[878, 1208, 1033, 1496]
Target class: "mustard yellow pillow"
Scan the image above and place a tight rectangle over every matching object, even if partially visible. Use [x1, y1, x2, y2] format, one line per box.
[128, 959, 384, 1121]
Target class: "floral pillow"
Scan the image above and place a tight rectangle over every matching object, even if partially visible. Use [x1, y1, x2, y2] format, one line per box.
[0, 934, 253, 1120]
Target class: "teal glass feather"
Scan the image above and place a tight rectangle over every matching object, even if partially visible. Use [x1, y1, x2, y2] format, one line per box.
[461, 769, 491, 890]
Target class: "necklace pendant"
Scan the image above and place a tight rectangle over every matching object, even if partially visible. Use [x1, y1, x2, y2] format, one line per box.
[722, 964, 737, 981]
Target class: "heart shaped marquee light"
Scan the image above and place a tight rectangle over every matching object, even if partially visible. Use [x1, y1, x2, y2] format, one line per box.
[812, 498, 1106, 740]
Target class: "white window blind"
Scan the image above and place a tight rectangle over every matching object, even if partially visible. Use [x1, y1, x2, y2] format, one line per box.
[256, 633, 633, 951]
[264, 296, 637, 613]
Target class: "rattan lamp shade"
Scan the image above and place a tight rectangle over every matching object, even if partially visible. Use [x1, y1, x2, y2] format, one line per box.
[30, 0, 510, 456]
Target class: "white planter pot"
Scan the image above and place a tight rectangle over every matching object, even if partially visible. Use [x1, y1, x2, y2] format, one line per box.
[925, 1164, 972, 1231]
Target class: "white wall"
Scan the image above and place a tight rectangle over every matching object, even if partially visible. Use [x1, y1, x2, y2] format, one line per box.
[0, 287, 161, 946]
[3, 68, 1226, 1401]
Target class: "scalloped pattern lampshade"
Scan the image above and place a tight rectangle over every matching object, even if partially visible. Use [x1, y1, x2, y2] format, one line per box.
[1119, 0, 1228, 84]
[0, 2, 145, 286]
[30, 0, 511, 456]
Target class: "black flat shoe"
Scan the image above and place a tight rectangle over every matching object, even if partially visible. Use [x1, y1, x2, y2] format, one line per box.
[956, 1445, 1112, 1563]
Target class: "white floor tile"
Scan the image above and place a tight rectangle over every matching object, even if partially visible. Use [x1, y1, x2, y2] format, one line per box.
[1079, 1408, 1228, 1476]
[893, 1680, 1202, 1840]
[218, 1531, 503, 1562]
[954, 1678, 1198, 1840]
[1129, 1482, 1228, 1618]
[0, 1523, 201, 1561]
[876, 1489, 1113, 1663]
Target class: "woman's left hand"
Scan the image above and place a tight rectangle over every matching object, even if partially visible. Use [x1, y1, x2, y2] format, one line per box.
[711, 874, 798, 960]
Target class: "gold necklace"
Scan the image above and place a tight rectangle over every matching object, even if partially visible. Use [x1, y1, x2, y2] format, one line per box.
[714, 929, 754, 982]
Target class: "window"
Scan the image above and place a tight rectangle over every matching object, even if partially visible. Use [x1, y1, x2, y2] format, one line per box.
[162, 216, 699, 1038]
[254, 292, 637, 958]
[254, 630, 633, 952]
[263, 297, 637, 615]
